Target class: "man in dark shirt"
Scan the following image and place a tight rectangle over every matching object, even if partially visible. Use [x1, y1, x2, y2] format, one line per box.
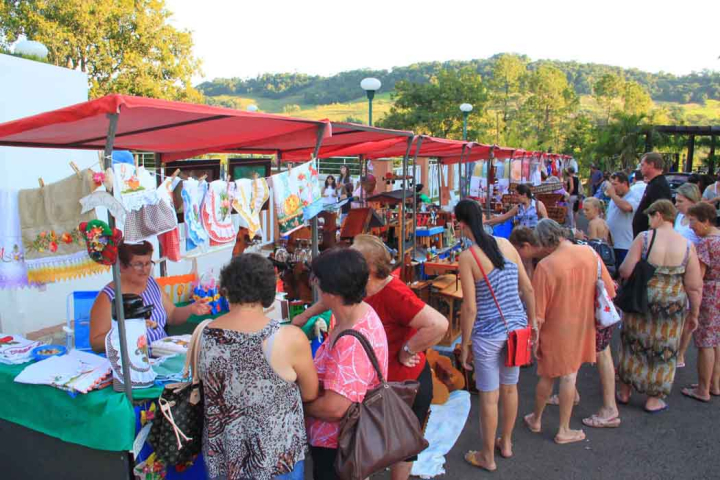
[590, 165, 603, 195]
[632, 152, 672, 237]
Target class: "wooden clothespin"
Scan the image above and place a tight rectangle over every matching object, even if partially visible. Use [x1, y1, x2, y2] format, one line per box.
[171, 168, 181, 180]
[69, 161, 81, 178]
[38, 177, 45, 188]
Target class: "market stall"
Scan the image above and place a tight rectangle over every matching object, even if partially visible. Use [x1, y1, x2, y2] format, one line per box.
[0, 94, 339, 479]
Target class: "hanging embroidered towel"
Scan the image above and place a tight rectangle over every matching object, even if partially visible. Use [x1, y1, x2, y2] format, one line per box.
[0, 190, 29, 289]
[201, 180, 236, 246]
[113, 164, 159, 212]
[269, 160, 322, 236]
[181, 178, 209, 252]
[18, 170, 108, 284]
[232, 177, 269, 239]
[156, 178, 181, 261]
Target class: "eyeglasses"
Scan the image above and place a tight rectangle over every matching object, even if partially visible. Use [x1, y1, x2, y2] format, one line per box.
[129, 261, 156, 271]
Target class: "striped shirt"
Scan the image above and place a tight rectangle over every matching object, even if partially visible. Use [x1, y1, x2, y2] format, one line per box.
[101, 277, 168, 343]
[516, 200, 539, 228]
[473, 258, 528, 339]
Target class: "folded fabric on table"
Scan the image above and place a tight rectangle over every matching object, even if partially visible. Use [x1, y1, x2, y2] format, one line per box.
[411, 390, 471, 479]
[0, 334, 41, 365]
[19, 169, 107, 284]
[150, 335, 191, 357]
[14, 349, 111, 394]
[151, 354, 187, 383]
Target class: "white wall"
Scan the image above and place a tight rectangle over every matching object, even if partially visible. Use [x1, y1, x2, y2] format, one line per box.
[0, 54, 236, 335]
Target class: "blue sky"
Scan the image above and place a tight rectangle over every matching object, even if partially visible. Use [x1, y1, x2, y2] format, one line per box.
[167, 0, 720, 81]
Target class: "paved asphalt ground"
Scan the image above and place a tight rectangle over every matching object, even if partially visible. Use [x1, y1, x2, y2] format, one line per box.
[304, 332, 720, 479]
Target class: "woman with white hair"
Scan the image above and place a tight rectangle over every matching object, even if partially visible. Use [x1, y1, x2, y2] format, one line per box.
[523, 219, 617, 443]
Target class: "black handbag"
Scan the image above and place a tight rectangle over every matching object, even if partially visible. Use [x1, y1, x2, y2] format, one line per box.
[614, 229, 657, 314]
[148, 319, 212, 465]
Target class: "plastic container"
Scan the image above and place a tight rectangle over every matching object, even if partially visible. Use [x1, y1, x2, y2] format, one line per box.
[32, 345, 67, 362]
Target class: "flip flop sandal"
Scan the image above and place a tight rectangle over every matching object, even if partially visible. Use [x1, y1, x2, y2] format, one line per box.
[682, 388, 711, 403]
[689, 384, 720, 396]
[582, 414, 621, 428]
[495, 438, 513, 459]
[554, 431, 586, 444]
[523, 414, 541, 433]
[644, 404, 669, 414]
[464, 451, 496, 472]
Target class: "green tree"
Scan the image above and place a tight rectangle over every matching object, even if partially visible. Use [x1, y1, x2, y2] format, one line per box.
[378, 67, 490, 140]
[521, 65, 578, 150]
[593, 73, 625, 122]
[490, 54, 527, 127]
[622, 81, 653, 116]
[1, 0, 202, 101]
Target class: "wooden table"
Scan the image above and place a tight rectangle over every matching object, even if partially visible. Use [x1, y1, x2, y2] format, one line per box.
[429, 274, 463, 346]
[416, 226, 445, 249]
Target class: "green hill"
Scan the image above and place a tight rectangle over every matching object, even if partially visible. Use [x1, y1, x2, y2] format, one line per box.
[197, 54, 720, 125]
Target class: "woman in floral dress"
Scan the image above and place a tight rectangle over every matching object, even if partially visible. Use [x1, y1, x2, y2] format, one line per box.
[682, 203, 720, 402]
[616, 200, 703, 413]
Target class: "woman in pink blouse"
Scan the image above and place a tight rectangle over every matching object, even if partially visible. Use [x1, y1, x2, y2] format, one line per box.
[303, 248, 389, 480]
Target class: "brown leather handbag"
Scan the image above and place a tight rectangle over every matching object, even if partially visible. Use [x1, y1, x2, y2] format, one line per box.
[332, 329, 429, 480]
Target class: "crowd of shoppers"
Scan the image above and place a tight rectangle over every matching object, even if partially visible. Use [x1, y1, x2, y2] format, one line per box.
[193, 151, 717, 479]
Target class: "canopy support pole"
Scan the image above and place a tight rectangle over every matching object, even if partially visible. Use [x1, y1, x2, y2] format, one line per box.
[400, 137, 413, 274]
[411, 137, 423, 260]
[103, 113, 133, 403]
[156, 152, 168, 278]
[486, 147, 495, 219]
[310, 124, 327, 303]
[459, 145, 467, 199]
[359, 155, 366, 205]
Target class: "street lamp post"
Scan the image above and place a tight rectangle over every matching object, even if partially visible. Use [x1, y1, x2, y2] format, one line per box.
[360, 77, 382, 126]
[459, 103, 473, 197]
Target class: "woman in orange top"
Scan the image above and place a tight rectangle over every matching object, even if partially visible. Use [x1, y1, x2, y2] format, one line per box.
[523, 219, 616, 445]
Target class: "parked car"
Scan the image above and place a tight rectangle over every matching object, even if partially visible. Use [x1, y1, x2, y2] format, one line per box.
[665, 172, 692, 200]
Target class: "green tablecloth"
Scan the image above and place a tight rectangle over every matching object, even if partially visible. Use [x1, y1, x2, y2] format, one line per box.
[166, 302, 226, 336]
[0, 361, 163, 452]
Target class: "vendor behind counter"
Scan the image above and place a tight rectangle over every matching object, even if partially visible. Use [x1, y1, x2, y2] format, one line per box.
[486, 184, 548, 229]
[89, 241, 212, 352]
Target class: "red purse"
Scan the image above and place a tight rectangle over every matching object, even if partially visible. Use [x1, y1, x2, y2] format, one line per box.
[469, 247, 532, 367]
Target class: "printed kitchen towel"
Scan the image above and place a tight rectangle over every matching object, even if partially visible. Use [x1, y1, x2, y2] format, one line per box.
[113, 164, 159, 212]
[269, 160, 322, 236]
[181, 178, 209, 252]
[201, 180, 236, 246]
[18, 170, 108, 284]
[0, 190, 29, 289]
[232, 177, 270, 239]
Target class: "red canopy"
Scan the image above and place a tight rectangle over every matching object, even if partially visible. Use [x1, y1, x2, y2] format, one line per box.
[278, 122, 414, 161]
[0, 94, 331, 162]
[319, 135, 472, 160]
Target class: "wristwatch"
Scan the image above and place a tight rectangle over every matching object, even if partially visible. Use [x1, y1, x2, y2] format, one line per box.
[402, 343, 416, 356]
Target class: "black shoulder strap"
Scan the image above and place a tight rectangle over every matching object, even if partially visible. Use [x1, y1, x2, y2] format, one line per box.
[644, 229, 657, 260]
[332, 328, 386, 384]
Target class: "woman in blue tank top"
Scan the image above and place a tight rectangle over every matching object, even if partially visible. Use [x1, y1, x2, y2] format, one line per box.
[486, 184, 548, 229]
[456, 200, 537, 473]
[89, 241, 212, 352]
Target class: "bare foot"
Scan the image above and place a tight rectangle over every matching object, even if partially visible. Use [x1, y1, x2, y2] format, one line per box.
[524, 413, 541, 433]
[464, 450, 497, 472]
[495, 437, 513, 458]
[554, 429, 586, 444]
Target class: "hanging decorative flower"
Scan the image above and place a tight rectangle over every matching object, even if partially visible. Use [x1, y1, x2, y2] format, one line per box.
[79, 219, 123, 265]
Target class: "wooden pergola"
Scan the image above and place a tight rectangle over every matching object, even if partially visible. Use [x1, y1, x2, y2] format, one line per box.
[644, 125, 719, 173]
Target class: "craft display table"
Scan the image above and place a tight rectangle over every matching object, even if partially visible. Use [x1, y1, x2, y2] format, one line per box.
[416, 226, 445, 249]
[0, 360, 163, 480]
[428, 274, 463, 346]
